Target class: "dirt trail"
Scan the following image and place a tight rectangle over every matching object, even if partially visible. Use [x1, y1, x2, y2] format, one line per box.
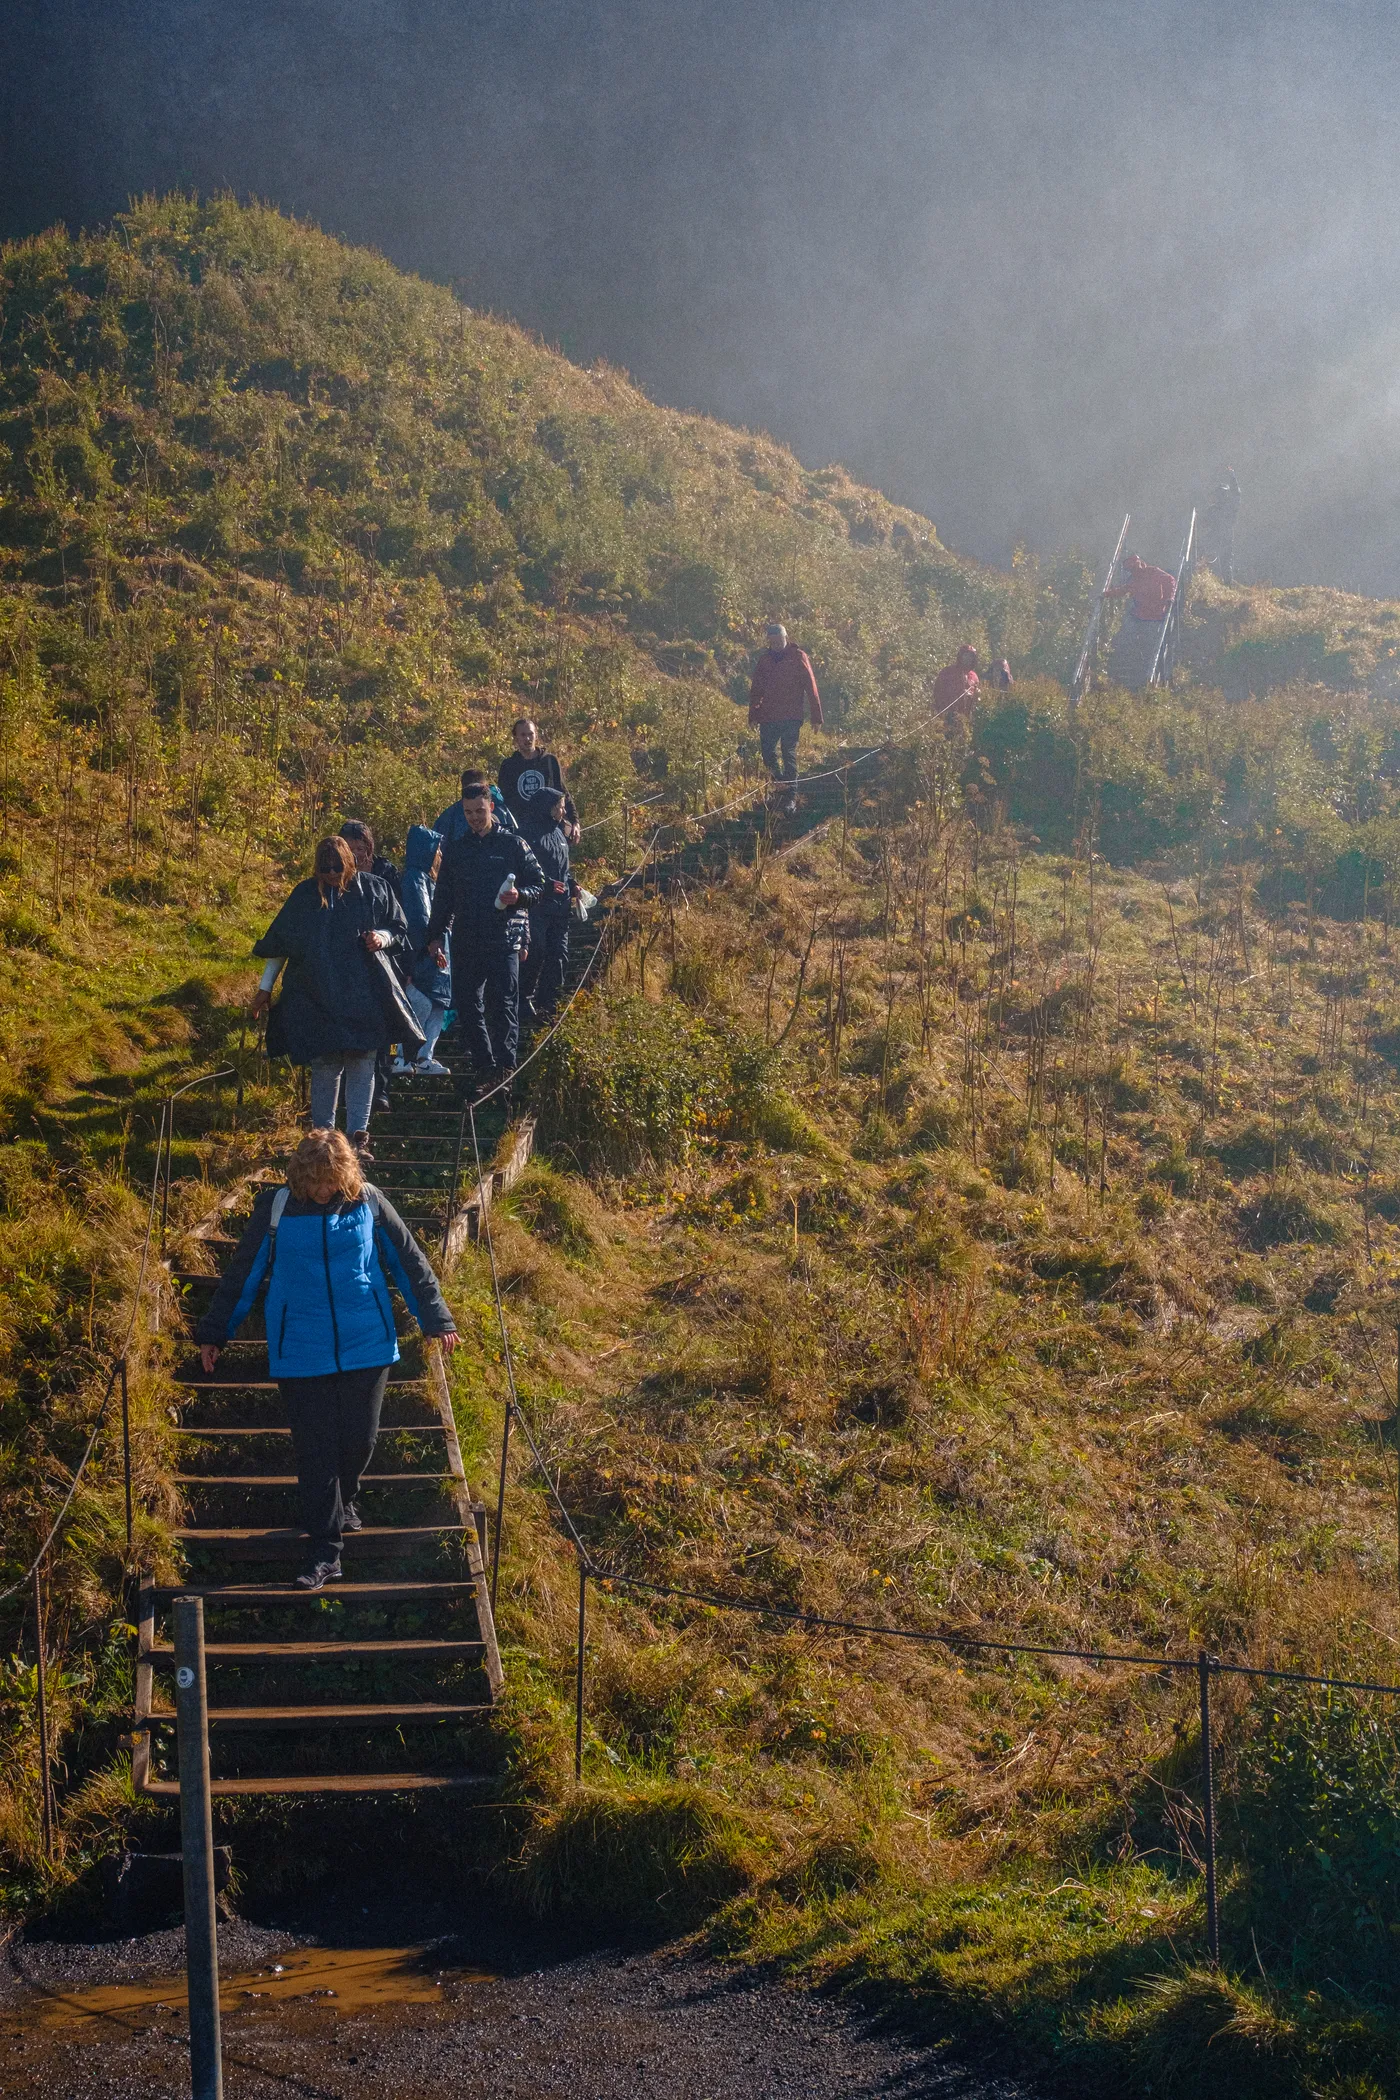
[0, 1921, 1037, 2098]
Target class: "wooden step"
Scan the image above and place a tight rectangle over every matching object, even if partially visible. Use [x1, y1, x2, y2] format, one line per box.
[147, 1699, 489, 1730]
[174, 1472, 452, 1487]
[174, 1376, 425, 1392]
[139, 1770, 496, 1798]
[149, 1580, 480, 1605]
[176, 1524, 469, 1557]
[168, 1424, 448, 1438]
[144, 1637, 484, 1662]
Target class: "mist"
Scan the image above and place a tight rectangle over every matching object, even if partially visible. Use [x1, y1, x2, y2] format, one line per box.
[4, 0, 1400, 594]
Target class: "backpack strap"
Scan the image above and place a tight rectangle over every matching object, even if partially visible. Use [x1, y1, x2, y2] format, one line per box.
[265, 1186, 290, 1286]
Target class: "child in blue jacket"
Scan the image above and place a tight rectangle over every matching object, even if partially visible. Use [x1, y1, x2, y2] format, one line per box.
[518, 789, 576, 1021]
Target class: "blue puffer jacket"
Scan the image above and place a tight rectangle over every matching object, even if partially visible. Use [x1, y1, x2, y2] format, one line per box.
[195, 1183, 455, 1378]
[402, 824, 452, 1004]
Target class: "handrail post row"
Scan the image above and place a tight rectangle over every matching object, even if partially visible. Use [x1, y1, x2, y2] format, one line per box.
[159, 1100, 173, 1255]
[442, 1102, 469, 1259]
[174, 1595, 224, 2099]
[32, 1563, 53, 1861]
[119, 1356, 133, 1555]
[1198, 1650, 1220, 1963]
[575, 1556, 588, 1781]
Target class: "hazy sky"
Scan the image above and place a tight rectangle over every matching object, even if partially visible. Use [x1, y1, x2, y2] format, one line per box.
[4, 0, 1400, 593]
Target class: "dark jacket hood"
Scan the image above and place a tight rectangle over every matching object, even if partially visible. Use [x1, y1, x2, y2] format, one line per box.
[405, 824, 443, 873]
[520, 789, 568, 838]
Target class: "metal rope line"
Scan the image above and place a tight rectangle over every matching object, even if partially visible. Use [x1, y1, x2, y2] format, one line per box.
[585, 1572, 1400, 1696]
[469, 741, 890, 1111]
[465, 1100, 588, 1558]
[0, 1095, 170, 1605]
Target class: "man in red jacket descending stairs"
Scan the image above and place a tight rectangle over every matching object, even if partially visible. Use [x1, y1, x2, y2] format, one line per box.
[749, 621, 823, 817]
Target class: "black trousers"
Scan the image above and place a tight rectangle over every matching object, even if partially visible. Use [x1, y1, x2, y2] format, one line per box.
[280, 1364, 391, 1560]
[759, 718, 802, 782]
[456, 943, 520, 1074]
[522, 910, 570, 1017]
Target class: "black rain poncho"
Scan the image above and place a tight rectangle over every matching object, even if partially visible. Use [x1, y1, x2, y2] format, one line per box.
[256, 872, 409, 1064]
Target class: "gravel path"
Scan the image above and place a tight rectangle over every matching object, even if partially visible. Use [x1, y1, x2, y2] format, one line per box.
[0, 1924, 1037, 2098]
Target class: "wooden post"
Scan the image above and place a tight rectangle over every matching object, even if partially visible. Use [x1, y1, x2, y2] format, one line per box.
[174, 1596, 224, 2099]
[32, 1564, 53, 1861]
[1198, 1651, 1220, 1965]
[120, 1358, 133, 1555]
[574, 1559, 588, 1782]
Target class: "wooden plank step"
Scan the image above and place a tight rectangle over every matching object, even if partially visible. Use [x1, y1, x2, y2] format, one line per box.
[168, 1424, 448, 1437]
[176, 1524, 468, 1556]
[140, 1770, 496, 1798]
[147, 1699, 490, 1729]
[173, 1414, 442, 1433]
[144, 1637, 484, 1662]
[149, 1580, 479, 1604]
[174, 1472, 452, 1487]
[174, 1375, 426, 1391]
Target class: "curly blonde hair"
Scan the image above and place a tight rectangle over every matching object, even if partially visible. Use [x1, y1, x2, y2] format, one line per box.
[286, 1129, 364, 1204]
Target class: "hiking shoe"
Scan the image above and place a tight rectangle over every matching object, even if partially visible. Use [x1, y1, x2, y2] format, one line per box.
[350, 1131, 375, 1162]
[414, 1057, 452, 1077]
[295, 1558, 342, 1591]
[342, 1501, 363, 1532]
[390, 1056, 413, 1075]
[781, 793, 798, 817]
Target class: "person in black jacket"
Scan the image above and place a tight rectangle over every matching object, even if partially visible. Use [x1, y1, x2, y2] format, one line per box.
[425, 772, 545, 1084]
[497, 719, 580, 841]
[251, 836, 412, 1157]
[339, 819, 401, 900]
[519, 789, 575, 1022]
[196, 1129, 458, 1589]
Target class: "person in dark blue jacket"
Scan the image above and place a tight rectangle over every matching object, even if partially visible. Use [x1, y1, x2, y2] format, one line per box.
[433, 770, 519, 845]
[425, 773, 545, 1085]
[519, 788, 575, 1022]
[196, 1129, 458, 1589]
[396, 823, 453, 1076]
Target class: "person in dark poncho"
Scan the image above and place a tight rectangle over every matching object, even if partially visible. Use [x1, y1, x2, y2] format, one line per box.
[518, 788, 576, 1021]
[251, 836, 412, 1159]
[196, 1129, 458, 1590]
[396, 822, 453, 1076]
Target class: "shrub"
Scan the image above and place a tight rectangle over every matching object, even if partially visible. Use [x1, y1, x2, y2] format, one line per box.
[533, 993, 803, 1171]
[517, 1784, 758, 1929]
[1240, 1185, 1344, 1249]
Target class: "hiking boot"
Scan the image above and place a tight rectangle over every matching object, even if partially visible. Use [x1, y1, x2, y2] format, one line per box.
[781, 792, 798, 817]
[295, 1557, 343, 1591]
[350, 1130, 375, 1162]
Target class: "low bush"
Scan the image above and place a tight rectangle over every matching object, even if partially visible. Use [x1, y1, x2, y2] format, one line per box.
[533, 994, 805, 1171]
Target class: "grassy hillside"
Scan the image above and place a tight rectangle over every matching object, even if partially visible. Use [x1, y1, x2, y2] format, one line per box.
[4, 196, 1400, 2096]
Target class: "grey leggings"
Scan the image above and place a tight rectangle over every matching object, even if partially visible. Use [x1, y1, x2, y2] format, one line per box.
[309, 1052, 376, 1134]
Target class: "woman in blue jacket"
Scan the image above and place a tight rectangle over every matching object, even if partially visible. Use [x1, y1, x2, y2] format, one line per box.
[195, 1129, 459, 1590]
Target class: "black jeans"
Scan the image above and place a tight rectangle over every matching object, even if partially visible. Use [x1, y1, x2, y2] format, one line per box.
[456, 943, 521, 1074]
[280, 1364, 391, 1561]
[522, 910, 569, 1017]
[759, 718, 802, 782]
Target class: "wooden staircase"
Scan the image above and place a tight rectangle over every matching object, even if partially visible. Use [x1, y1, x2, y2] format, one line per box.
[134, 1081, 507, 1799]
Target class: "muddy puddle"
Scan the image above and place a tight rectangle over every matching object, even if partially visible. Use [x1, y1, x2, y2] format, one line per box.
[23, 1943, 492, 2028]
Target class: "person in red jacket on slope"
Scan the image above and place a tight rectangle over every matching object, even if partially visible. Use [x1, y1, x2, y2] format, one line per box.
[1105, 553, 1177, 623]
[932, 644, 981, 726]
[749, 622, 823, 816]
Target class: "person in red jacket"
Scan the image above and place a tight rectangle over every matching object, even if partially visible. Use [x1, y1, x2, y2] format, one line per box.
[749, 622, 823, 816]
[1105, 553, 1176, 622]
[932, 644, 981, 725]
